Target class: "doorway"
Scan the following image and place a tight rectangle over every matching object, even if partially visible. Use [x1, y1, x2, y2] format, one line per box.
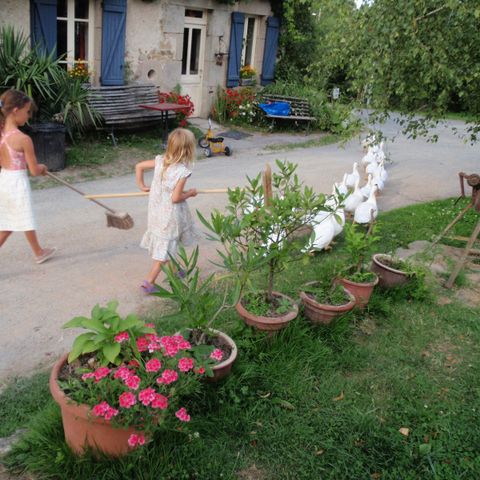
[180, 10, 206, 117]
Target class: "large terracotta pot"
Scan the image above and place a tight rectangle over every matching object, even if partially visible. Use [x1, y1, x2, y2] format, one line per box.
[209, 329, 238, 381]
[235, 291, 298, 331]
[299, 282, 355, 325]
[338, 273, 379, 309]
[50, 353, 141, 457]
[371, 254, 410, 288]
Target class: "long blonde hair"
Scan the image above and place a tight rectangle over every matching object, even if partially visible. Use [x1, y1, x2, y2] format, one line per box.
[161, 128, 195, 178]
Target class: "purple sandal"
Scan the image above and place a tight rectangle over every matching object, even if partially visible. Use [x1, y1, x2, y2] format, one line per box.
[140, 281, 159, 294]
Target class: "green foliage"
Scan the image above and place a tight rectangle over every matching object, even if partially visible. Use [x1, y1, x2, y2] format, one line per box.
[62, 301, 154, 365]
[303, 282, 352, 305]
[152, 246, 241, 332]
[43, 70, 100, 141]
[0, 25, 99, 139]
[0, 25, 62, 105]
[198, 160, 333, 304]
[343, 222, 380, 274]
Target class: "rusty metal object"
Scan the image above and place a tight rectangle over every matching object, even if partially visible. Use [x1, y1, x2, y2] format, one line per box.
[459, 172, 480, 211]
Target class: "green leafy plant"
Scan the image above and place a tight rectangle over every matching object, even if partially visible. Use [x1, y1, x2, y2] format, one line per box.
[152, 246, 240, 337]
[62, 300, 154, 364]
[198, 160, 335, 311]
[303, 282, 351, 306]
[58, 301, 218, 447]
[342, 222, 379, 279]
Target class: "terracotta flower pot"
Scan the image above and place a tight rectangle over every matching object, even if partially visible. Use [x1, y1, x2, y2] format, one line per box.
[50, 353, 141, 457]
[299, 282, 355, 325]
[235, 292, 298, 332]
[338, 273, 379, 309]
[371, 254, 410, 288]
[209, 329, 238, 381]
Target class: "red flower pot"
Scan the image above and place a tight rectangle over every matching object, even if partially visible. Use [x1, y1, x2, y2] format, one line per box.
[50, 353, 141, 457]
[338, 274, 379, 309]
[299, 282, 355, 325]
[235, 292, 298, 332]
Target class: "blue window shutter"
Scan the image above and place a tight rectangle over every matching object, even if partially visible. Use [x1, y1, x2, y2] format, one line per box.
[226, 12, 245, 88]
[101, 0, 127, 86]
[30, 0, 57, 56]
[261, 16, 280, 86]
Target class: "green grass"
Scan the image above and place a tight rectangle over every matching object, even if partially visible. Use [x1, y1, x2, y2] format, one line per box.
[65, 123, 204, 168]
[2, 198, 480, 479]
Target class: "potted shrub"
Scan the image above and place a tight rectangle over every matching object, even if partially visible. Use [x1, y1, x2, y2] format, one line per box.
[338, 223, 379, 308]
[152, 246, 238, 381]
[51, 301, 217, 456]
[198, 160, 335, 331]
[371, 254, 414, 288]
[239, 64, 257, 86]
[299, 280, 355, 325]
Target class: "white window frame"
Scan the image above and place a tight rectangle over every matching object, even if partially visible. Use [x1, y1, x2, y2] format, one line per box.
[181, 12, 207, 81]
[241, 16, 257, 68]
[57, 0, 95, 72]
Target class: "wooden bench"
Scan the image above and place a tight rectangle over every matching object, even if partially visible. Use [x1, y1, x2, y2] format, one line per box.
[87, 84, 172, 144]
[259, 94, 316, 131]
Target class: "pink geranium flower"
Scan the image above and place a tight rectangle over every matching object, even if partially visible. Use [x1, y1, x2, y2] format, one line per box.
[128, 433, 146, 447]
[175, 407, 191, 422]
[92, 401, 118, 420]
[210, 349, 223, 361]
[151, 393, 168, 410]
[157, 369, 178, 385]
[114, 331, 129, 343]
[145, 358, 162, 373]
[125, 374, 141, 390]
[119, 391, 137, 409]
[138, 388, 156, 406]
[178, 358, 194, 372]
[93, 367, 111, 382]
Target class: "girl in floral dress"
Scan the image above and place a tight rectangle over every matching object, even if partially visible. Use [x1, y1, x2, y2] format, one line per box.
[136, 128, 199, 292]
[0, 89, 56, 264]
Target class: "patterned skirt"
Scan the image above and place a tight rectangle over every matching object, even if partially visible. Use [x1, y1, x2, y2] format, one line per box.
[0, 169, 36, 231]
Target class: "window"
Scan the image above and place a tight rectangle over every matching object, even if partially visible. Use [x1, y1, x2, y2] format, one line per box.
[57, 0, 94, 73]
[241, 16, 256, 67]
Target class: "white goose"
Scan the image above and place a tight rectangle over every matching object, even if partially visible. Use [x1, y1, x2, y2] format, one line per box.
[325, 191, 345, 237]
[307, 212, 335, 251]
[377, 159, 388, 183]
[354, 186, 378, 224]
[345, 162, 360, 190]
[333, 173, 349, 196]
[372, 172, 385, 192]
[361, 147, 376, 167]
[366, 159, 380, 177]
[360, 174, 374, 198]
[344, 178, 363, 213]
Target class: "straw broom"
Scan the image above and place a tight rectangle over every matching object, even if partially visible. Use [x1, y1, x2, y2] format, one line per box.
[46, 172, 134, 230]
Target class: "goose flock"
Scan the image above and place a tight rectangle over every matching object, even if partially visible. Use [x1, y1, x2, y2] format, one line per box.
[306, 135, 388, 251]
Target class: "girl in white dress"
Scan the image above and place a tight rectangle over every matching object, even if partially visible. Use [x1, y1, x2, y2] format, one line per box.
[0, 90, 56, 264]
[136, 128, 199, 292]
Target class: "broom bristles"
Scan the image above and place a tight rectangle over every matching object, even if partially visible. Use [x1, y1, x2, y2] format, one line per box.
[105, 212, 134, 230]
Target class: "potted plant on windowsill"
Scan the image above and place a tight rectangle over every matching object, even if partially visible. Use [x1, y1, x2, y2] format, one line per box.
[337, 223, 379, 308]
[239, 64, 257, 86]
[50, 301, 216, 457]
[198, 160, 335, 332]
[152, 246, 238, 382]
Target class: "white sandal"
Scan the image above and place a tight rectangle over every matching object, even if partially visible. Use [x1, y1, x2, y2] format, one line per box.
[35, 247, 57, 264]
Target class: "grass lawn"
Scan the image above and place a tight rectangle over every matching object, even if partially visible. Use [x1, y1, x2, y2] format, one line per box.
[1, 198, 479, 480]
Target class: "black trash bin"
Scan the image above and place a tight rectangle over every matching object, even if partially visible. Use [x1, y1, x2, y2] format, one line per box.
[28, 122, 66, 172]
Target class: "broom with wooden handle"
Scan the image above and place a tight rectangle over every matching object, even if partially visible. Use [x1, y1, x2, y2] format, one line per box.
[85, 188, 228, 199]
[46, 172, 134, 230]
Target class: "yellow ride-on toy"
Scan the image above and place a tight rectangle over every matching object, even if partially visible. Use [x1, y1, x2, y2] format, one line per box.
[198, 118, 232, 157]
